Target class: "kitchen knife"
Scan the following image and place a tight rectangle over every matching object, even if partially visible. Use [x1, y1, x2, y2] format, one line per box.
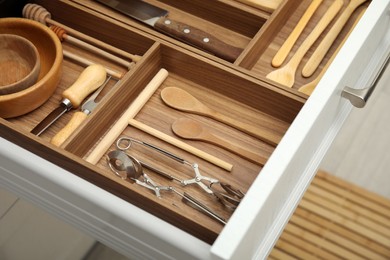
[31, 64, 107, 136]
[95, 0, 242, 62]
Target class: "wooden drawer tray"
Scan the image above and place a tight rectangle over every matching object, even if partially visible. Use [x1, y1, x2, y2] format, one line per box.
[0, 0, 371, 245]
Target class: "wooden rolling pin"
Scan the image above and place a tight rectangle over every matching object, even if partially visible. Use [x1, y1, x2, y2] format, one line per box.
[22, 4, 142, 63]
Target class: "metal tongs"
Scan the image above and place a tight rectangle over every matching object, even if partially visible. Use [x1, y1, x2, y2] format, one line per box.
[107, 149, 227, 224]
[114, 136, 245, 210]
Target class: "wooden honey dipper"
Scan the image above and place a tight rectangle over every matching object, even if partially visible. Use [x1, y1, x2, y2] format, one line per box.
[22, 4, 142, 64]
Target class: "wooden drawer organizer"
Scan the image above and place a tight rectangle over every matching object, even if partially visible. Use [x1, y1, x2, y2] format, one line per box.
[0, 0, 369, 243]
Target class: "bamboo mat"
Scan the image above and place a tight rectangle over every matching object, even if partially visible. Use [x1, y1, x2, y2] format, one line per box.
[269, 171, 390, 259]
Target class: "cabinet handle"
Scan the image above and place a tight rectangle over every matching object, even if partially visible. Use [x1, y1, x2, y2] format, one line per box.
[342, 49, 390, 108]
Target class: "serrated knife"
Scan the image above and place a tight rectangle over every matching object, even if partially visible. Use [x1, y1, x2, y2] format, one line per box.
[95, 0, 242, 62]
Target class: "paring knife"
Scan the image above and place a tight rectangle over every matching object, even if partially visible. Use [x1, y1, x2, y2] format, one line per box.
[31, 64, 107, 136]
[95, 0, 242, 62]
[50, 76, 112, 147]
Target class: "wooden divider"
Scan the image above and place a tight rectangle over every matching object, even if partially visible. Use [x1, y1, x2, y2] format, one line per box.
[270, 171, 390, 259]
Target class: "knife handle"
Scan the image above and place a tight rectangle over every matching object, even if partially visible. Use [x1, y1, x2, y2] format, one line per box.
[154, 17, 242, 62]
[62, 64, 107, 108]
[51, 111, 88, 146]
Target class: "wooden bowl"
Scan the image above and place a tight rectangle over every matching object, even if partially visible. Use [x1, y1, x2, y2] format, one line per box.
[0, 34, 41, 95]
[0, 18, 63, 118]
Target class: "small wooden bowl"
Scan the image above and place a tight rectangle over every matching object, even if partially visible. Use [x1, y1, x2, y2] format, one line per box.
[0, 18, 63, 118]
[0, 34, 41, 95]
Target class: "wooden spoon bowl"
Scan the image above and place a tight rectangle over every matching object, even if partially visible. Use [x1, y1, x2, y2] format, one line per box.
[0, 18, 63, 118]
[0, 34, 41, 95]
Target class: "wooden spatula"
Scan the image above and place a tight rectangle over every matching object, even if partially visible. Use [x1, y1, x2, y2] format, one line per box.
[299, 6, 367, 95]
[172, 118, 267, 165]
[161, 87, 280, 146]
[302, 0, 369, 78]
[272, 0, 324, 68]
[266, 0, 343, 88]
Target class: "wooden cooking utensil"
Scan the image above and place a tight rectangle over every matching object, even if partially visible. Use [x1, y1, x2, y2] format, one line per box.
[234, 0, 283, 12]
[172, 118, 267, 166]
[299, 6, 366, 95]
[266, 0, 343, 88]
[302, 0, 369, 78]
[272, 0, 324, 68]
[160, 87, 280, 146]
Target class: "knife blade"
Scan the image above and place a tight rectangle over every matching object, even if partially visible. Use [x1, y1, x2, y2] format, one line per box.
[50, 76, 112, 146]
[95, 0, 242, 62]
[31, 64, 107, 136]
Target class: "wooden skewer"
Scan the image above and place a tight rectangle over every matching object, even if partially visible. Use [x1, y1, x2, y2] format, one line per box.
[272, 0, 324, 68]
[51, 26, 134, 70]
[22, 4, 142, 63]
[86, 69, 168, 164]
[63, 50, 125, 80]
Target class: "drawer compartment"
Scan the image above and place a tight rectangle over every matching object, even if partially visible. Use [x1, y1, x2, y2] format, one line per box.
[1, 23, 303, 242]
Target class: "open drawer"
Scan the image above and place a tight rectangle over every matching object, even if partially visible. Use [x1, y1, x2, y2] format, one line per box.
[1, 0, 390, 259]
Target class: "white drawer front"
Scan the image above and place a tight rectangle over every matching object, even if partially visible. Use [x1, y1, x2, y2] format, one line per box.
[212, 0, 390, 259]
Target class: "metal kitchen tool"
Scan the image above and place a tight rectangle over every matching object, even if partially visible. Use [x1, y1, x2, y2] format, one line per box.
[106, 149, 227, 224]
[95, 0, 242, 62]
[116, 136, 218, 194]
[31, 64, 107, 135]
[50, 76, 112, 146]
[266, 0, 343, 87]
[115, 136, 245, 210]
[161, 87, 280, 146]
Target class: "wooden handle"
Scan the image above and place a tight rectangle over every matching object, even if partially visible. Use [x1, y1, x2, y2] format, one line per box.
[302, 0, 368, 77]
[208, 133, 267, 166]
[129, 119, 233, 171]
[272, 0, 324, 67]
[86, 69, 169, 164]
[154, 17, 242, 62]
[210, 111, 280, 146]
[234, 0, 282, 12]
[62, 64, 107, 108]
[287, 0, 343, 70]
[299, 7, 367, 95]
[50, 111, 87, 146]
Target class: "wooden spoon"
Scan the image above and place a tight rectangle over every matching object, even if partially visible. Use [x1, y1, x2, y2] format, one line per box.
[272, 0, 324, 68]
[172, 118, 267, 166]
[266, 0, 343, 88]
[161, 87, 280, 146]
[302, 0, 369, 78]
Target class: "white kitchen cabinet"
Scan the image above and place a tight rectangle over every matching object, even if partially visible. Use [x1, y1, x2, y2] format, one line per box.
[0, 0, 389, 259]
